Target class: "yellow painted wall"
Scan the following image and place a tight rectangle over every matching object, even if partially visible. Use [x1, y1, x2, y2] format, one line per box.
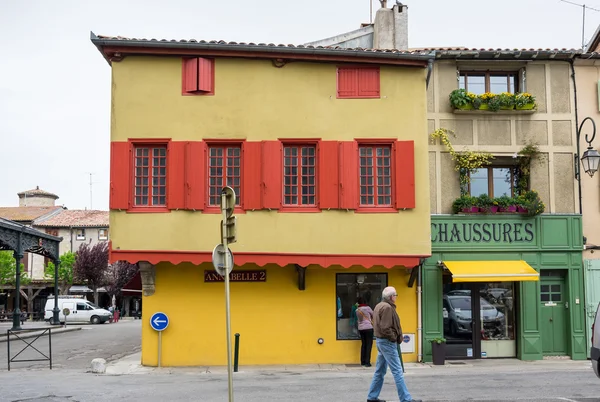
[109, 56, 432, 256]
[141, 263, 418, 366]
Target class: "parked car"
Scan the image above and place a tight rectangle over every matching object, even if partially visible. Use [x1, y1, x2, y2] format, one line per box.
[44, 296, 112, 325]
[592, 302, 600, 379]
[443, 295, 505, 336]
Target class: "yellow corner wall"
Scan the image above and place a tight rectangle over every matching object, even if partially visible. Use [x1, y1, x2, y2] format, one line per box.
[109, 56, 432, 256]
[141, 263, 418, 366]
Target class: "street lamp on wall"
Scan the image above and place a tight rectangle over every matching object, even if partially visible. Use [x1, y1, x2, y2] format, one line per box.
[575, 116, 600, 214]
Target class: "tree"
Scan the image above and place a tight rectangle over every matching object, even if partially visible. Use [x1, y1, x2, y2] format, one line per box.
[104, 261, 139, 306]
[0, 250, 30, 292]
[74, 242, 108, 305]
[44, 251, 75, 295]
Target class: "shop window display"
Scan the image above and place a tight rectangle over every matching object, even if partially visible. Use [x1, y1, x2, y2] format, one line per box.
[336, 273, 387, 340]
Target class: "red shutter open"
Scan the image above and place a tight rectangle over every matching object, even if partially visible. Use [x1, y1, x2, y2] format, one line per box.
[168, 141, 186, 210]
[339, 141, 358, 209]
[242, 142, 262, 210]
[198, 58, 214, 93]
[319, 141, 340, 209]
[262, 141, 282, 209]
[185, 141, 206, 210]
[109, 141, 131, 210]
[337, 68, 358, 98]
[358, 67, 380, 98]
[394, 140, 415, 209]
[183, 58, 199, 93]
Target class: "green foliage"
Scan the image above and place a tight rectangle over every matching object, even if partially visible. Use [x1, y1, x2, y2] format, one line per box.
[0, 251, 29, 289]
[451, 195, 476, 213]
[430, 128, 494, 194]
[448, 89, 476, 108]
[516, 190, 546, 216]
[497, 92, 515, 108]
[45, 251, 75, 295]
[487, 95, 502, 112]
[475, 194, 493, 210]
[514, 92, 536, 108]
[432, 337, 447, 344]
[495, 195, 514, 208]
[516, 142, 541, 196]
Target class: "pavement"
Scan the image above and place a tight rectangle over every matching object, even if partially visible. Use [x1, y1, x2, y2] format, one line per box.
[105, 350, 593, 375]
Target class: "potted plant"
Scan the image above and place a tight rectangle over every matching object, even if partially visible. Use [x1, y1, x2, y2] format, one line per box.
[452, 195, 476, 213]
[476, 92, 494, 110]
[515, 92, 536, 110]
[476, 194, 493, 212]
[495, 195, 514, 212]
[449, 89, 475, 110]
[497, 92, 515, 110]
[431, 337, 446, 365]
[519, 190, 545, 216]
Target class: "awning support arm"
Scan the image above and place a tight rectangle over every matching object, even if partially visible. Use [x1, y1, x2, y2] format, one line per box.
[295, 264, 306, 291]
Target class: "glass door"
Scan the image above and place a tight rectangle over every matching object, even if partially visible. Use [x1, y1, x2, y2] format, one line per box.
[443, 278, 479, 359]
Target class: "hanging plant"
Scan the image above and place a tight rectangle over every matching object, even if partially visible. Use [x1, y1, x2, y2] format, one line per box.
[515, 142, 541, 196]
[430, 128, 494, 194]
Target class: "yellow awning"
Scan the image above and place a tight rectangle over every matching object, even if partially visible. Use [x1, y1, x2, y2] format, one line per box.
[443, 260, 539, 283]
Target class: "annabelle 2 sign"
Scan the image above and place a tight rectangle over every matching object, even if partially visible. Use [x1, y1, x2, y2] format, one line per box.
[204, 270, 267, 283]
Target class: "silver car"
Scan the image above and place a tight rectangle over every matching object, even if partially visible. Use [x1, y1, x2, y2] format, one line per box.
[592, 302, 600, 379]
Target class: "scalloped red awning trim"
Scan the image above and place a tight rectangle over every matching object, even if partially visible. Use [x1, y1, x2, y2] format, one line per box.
[109, 249, 426, 269]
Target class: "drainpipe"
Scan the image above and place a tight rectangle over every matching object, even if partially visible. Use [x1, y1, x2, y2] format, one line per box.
[69, 226, 73, 252]
[417, 260, 423, 362]
[425, 56, 434, 89]
[566, 59, 583, 214]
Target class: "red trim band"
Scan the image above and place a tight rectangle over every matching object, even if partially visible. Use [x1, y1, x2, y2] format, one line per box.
[109, 249, 428, 269]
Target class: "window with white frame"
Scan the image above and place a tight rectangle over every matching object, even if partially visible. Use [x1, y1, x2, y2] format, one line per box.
[98, 229, 108, 241]
[76, 229, 85, 241]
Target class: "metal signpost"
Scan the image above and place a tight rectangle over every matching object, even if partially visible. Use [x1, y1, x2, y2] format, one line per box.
[150, 312, 169, 367]
[62, 308, 70, 327]
[213, 186, 237, 402]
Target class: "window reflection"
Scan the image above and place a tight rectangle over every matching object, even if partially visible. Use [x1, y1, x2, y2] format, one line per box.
[336, 273, 387, 340]
[480, 283, 514, 342]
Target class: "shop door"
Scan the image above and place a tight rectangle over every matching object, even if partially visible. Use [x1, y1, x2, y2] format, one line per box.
[540, 274, 568, 355]
[585, 260, 600, 358]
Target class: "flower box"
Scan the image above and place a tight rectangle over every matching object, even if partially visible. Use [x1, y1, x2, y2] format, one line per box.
[461, 206, 480, 213]
[516, 103, 536, 110]
[456, 104, 474, 110]
[489, 206, 499, 213]
[478, 104, 489, 110]
[499, 105, 514, 110]
[517, 206, 528, 213]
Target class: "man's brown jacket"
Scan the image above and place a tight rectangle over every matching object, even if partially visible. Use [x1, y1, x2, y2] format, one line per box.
[373, 300, 403, 343]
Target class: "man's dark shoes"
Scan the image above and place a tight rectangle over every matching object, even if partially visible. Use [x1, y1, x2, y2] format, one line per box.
[367, 399, 386, 402]
[407, 400, 422, 402]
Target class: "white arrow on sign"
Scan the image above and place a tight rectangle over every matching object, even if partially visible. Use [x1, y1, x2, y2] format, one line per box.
[153, 317, 167, 326]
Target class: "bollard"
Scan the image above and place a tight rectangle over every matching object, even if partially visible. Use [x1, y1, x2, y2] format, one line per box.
[233, 333, 240, 372]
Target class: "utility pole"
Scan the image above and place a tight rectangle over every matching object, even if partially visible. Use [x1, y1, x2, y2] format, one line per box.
[560, 0, 600, 51]
[86, 172, 98, 210]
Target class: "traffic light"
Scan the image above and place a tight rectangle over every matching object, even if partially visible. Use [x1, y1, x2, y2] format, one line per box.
[221, 186, 237, 244]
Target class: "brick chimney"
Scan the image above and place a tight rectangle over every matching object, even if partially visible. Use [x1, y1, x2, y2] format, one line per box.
[373, 3, 408, 50]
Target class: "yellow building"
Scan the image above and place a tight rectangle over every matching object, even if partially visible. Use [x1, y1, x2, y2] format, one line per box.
[91, 33, 433, 366]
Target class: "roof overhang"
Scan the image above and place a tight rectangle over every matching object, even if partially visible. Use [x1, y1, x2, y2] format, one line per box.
[442, 260, 539, 283]
[90, 32, 432, 68]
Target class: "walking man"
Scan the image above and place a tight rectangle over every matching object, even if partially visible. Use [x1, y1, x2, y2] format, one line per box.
[367, 286, 421, 402]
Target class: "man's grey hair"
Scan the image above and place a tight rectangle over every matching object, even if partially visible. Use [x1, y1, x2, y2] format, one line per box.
[382, 286, 397, 301]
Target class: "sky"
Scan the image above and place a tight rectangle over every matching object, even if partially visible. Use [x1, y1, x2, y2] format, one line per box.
[1, 0, 599, 211]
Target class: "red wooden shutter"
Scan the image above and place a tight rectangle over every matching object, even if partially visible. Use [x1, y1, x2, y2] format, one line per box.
[339, 141, 358, 209]
[198, 58, 214, 93]
[319, 141, 340, 209]
[185, 141, 206, 210]
[242, 142, 262, 210]
[183, 58, 199, 93]
[337, 68, 358, 98]
[358, 67, 380, 98]
[394, 140, 415, 209]
[262, 141, 282, 209]
[168, 141, 186, 210]
[109, 141, 131, 210]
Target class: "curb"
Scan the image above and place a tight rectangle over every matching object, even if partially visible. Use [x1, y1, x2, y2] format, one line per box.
[0, 326, 81, 343]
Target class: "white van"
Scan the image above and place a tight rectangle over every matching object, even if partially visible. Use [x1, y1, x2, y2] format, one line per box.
[44, 296, 112, 325]
[592, 301, 600, 379]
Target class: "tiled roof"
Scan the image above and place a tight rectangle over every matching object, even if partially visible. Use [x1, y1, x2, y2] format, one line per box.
[34, 210, 109, 228]
[94, 34, 428, 55]
[408, 47, 582, 60]
[17, 186, 59, 199]
[411, 47, 581, 52]
[0, 207, 63, 222]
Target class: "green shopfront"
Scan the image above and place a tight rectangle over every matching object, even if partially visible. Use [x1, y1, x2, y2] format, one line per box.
[423, 214, 587, 361]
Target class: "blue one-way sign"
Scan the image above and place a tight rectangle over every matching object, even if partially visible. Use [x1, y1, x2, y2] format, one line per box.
[150, 312, 169, 331]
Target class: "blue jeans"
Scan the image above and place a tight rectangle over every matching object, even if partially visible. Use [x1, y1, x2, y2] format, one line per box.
[367, 338, 412, 402]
